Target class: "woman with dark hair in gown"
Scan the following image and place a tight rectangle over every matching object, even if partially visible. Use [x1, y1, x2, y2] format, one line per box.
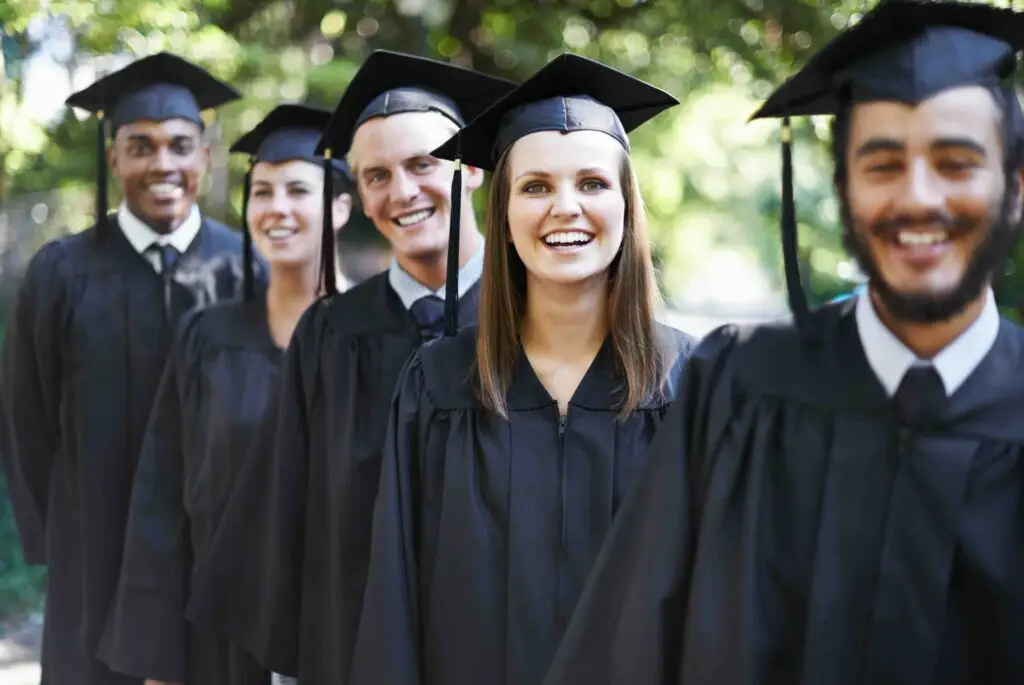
[98, 104, 354, 685]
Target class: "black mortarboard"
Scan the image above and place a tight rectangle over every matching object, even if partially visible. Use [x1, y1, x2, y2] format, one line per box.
[66, 52, 240, 239]
[230, 104, 353, 299]
[749, 0, 1024, 340]
[431, 52, 679, 172]
[314, 50, 516, 302]
[314, 49, 517, 160]
[431, 52, 679, 335]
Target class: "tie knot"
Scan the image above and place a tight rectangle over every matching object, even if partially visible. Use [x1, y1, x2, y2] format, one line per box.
[410, 295, 445, 337]
[894, 365, 946, 428]
[150, 244, 180, 274]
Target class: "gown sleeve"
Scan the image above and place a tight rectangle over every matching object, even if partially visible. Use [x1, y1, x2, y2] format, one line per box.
[96, 309, 202, 682]
[1, 242, 69, 565]
[184, 302, 322, 676]
[542, 326, 739, 685]
[348, 350, 429, 685]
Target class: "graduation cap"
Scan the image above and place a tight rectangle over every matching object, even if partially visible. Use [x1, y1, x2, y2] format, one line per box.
[230, 104, 353, 298]
[66, 52, 240, 239]
[431, 52, 679, 335]
[314, 50, 517, 160]
[314, 49, 516, 300]
[748, 0, 1024, 340]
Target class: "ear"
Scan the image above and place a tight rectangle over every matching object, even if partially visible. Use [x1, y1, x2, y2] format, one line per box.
[332, 192, 353, 234]
[462, 164, 484, 191]
[199, 138, 212, 170]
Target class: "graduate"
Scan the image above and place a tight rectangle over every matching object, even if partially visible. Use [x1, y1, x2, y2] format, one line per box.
[348, 53, 695, 685]
[95, 104, 352, 685]
[183, 50, 516, 684]
[543, 2, 1024, 683]
[0, 52, 254, 685]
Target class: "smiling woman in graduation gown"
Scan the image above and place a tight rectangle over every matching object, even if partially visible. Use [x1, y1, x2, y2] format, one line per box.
[543, 3, 1024, 684]
[182, 51, 517, 685]
[348, 54, 695, 685]
[96, 104, 353, 685]
[0, 53, 250, 685]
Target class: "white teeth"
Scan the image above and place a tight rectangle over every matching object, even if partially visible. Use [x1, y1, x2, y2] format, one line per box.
[395, 209, 434, 227]
[149, 183, 181, 195]
[543, 231, 594, 246]
[897, 230, 949, 246]
[266, 228, 298, 239]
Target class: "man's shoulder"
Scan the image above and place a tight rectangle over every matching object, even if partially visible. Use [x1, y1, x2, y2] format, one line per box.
[313, 272, 412, 337]
[199, 216, 243, 249]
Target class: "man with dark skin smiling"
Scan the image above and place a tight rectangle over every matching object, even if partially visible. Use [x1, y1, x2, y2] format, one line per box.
[1, 52, 254, 685]
[544, 2, 1024, 684]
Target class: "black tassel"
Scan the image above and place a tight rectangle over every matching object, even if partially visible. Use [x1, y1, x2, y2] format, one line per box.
[320, 152, 337, 297]
[242, 164, 255, 300]
[96, 111, 108, 239]
[780, 117, 816, 341]
[443, 153, 463, 338]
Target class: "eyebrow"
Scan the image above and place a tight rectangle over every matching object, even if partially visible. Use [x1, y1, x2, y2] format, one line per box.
[360, 166, 387, 180]
[513, 167, 614, 182]
[125, 133, 196, 145]
[930, 137, 987, 156]
[855, 136, 988, 158]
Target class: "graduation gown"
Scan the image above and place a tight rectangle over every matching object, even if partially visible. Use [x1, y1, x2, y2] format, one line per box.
[0, 217, 253, 685]
[348, 323, 694, 685]
[543, 300, 1024, 685]
[97, 294, 282, 684]
[184, 272, 482, 684]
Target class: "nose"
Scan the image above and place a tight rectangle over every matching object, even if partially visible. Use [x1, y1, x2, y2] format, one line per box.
[268, 187, 291, 216]
[152, 146, 175, 174]
[550, 181, 582, 219]
[899, 157, 945, 214]
[390, 168, 418, 205]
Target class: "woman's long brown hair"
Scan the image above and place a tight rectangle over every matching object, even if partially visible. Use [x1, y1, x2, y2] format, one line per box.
[475, 144, 673, 420]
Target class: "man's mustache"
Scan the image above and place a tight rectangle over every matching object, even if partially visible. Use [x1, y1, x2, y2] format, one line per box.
[871, 212, 974, 236]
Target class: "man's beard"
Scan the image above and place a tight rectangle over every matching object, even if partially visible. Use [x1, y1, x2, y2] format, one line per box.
[841, 188, 1021, 324]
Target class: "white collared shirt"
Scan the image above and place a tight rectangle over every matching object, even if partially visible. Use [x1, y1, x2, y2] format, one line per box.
[387, 238, 485, 310]
[118, 201, 202, 273]
[855, 287, 1000, 397]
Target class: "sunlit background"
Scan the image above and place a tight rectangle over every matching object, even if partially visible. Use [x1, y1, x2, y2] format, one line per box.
[2, 0, 1024, 679]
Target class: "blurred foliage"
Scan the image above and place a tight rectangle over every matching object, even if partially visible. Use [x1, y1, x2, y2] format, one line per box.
[2, 0, 914, 312]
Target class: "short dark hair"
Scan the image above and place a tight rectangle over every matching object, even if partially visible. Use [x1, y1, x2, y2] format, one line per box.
[831, 84, 1024, 188]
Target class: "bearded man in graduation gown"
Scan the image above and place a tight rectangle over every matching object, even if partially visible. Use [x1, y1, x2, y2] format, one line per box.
[183, 50, 516, 685]
[543, 2, 1024, 684]
[0, 52, 256, 685]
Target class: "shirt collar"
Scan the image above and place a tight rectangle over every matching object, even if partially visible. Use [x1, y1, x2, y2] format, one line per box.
[387, 238, 484, 310]
[117, 201, 202, 256]
[855, 287, 1000, 397]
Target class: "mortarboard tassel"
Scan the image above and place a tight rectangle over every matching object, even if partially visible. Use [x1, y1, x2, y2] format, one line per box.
[242, 164, 255, 300]
[320, 150, 338, 297]
[780, 117, 818, 342]
[443, 143, 463, 338]
[96, 111, 108, 238]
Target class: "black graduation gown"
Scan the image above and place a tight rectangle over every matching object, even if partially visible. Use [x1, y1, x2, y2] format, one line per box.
[348, 323, 694, 685]
[0, 217, 254, 685]
[184, 272, 482, 684]
[543, 299, 1024, 685]
[97, 294, 282, 684]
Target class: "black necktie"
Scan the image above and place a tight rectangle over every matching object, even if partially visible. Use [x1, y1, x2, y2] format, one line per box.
[894, 365, 946, 428]
[149, 244, 180, 275]
[409, 295, 445, 339]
